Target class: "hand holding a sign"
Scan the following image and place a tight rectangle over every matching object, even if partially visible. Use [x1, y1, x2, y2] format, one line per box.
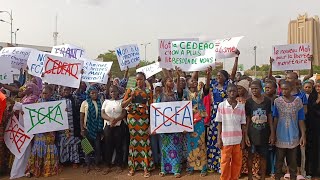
[234, 49, 240, 56]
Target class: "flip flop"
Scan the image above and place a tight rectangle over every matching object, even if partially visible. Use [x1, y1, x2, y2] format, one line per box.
[297, 175, 305, 180]
[144, 171, 151, 178]
[284, 173, 290, 179]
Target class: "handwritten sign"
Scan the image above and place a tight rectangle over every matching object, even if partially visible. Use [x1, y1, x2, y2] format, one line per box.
[4, 116, 34, 159]
[22, 100, 69, 135]
[158, 38, 198, 69]
[0, 57, 14, 84]
[27, 50, 48, 77]
[115, 44, 140, 70]
[81, 59, 113, 84]
[171, 41, 216, 71]
[136, 62, 162, 79]
[212, 36, 243, 59]
[51, 44, 85, 60]
[150, 101, 193, 134]
[42, 54, 83, 88]
[272, 43, 312, 71]
[0, 47, 33, 69]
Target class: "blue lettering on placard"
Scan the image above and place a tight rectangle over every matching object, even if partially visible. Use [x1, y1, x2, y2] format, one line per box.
[154, 107, 161, 127]
[163, 107, 172, 126]
[31, 64, 43, 74]
[182, 106, 192, 125]
[54, 47, 84, 59]
[174, 106, 180, 125]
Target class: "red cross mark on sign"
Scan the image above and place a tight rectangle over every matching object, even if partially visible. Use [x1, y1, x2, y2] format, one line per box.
[44, 57, 81, 79]
[151, 102, 192, 134]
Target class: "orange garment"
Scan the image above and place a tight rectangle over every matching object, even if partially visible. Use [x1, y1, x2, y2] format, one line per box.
[220, 144, 242, 180]
[0, 92, 6, 124]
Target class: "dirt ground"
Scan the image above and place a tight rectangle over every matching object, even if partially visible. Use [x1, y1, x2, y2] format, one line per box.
[0, 166, 278, 180]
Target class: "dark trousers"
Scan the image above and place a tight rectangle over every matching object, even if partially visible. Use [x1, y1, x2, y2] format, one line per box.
[85, 132, 102, 166]
[275, 147, 298, 180]
[122, 122, 129, 167]
[103, 123, 124, 167]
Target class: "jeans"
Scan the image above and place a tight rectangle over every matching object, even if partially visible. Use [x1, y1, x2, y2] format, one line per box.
[275, 147, 298, 180]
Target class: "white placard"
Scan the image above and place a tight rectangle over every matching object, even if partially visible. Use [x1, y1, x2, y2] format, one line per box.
[150, 101, 194, 134]
[213, 36, 244, 59]
[81, 59, 113, 84]
[272, 43, 312, 71]
[27, 50, 48, 77]
[0, 57, 14, 84]
[0, 47, 33, 69]
[158, 38, 198, 69]
[22, 100, 69, 135]
[115, 44, 140, 70]
[42, 54, 84, 88]
[51, 44, 85, 59]
[136, 62, 162, 79]
[171, 41, 216, 71]
[4, 115, 34, 159]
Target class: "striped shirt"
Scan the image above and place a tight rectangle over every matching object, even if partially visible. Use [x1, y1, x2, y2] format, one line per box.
[215, 100, 246, 146]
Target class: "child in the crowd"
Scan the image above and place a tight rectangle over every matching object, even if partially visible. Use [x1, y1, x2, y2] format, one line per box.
[264, 80, 278, 178]
[101, 85, 126, 174]
[58, 86, 81, 168]
[245, 80, 275, 180]
[150, 82, 162, 167]
[273, 81, 306, 180]
[25, 85, 60, 178]
[216, 83, 246, 180]
[80, 86, 104, 173]
[302, 81, 313, 99]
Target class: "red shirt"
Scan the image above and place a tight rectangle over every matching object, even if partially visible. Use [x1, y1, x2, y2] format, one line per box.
[0, 92, 6, 124]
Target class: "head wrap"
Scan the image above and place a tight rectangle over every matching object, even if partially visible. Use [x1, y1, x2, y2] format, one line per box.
[237, 79, 250, 93]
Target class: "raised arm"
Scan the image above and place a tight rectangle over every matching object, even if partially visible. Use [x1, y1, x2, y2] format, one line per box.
[158, 56, 171, 78]
[230, 49, 240, 81]
[303, 55, 313, 82]
[267, 57, 276, 82]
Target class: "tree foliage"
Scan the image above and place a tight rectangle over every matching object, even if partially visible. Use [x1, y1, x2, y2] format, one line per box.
[97, 50, 153, 78]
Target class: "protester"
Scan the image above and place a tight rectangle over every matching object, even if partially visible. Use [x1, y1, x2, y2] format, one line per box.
[216, 84, 246, 180]
[58, 86, 81, 168]
[207, 50, 240, 173]
[80, 85, 104, 173]
[245, 80, 275, 180]
[25, 85, 60, 178]
[184, 67, 211, 177]
[122, 72, 154, 178]
[101, 85, 126, 174]
[273, 81, 306, 180]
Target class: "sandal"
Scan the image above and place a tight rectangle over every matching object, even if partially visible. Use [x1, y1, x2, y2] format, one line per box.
[187, 171, 194, 176]
[200, 172, 207, 177]
[83, 167, 91, 174]
[174, 173, 181, 178]
[297, 175, 305, 180]
[128, 170, 135, 176]
[25, 172, 31, 178]
[270, 174, 275, 179]
[159, 172, 165, 177]
[144, 171, 151, 178]
[95, 166, 102, 172]
[284, 173, 290, 179]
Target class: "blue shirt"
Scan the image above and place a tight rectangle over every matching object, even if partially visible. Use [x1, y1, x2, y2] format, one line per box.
[273, 97, 305, 148]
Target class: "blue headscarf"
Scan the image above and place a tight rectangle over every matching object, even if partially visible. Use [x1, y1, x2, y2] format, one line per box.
[86, 86, 103, 140]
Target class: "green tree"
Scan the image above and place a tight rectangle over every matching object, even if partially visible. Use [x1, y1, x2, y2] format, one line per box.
[250, 65, 261, 71]
[97, 50, 154, 78]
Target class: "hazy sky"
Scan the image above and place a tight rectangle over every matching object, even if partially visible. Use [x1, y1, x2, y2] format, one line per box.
[0, 0, 319, 70]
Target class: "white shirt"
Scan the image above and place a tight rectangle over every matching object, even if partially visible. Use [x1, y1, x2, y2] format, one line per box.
[102, 99, 123, 127]
[215, 100, 246, 146]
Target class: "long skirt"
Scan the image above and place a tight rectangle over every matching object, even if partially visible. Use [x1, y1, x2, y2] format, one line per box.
[186, 119, 207, 173]
[25, 132, 59, 177]
[58, 134, 81, 164]
[160, 133, 182, 174]
[127, 113, 154, 171]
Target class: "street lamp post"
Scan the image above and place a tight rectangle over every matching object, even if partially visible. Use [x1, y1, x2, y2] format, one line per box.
[13, 28, 19, 44]
[0, 10, 13, 44]
[254, 46, 257, 78]
[141, 43, 151, 61]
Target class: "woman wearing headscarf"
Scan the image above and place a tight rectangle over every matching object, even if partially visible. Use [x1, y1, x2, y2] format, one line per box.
[10, 82, 41, 179]
[207, 50, 240, 173]
[122, 72, 154, 178]
[80, 85, 104, 173]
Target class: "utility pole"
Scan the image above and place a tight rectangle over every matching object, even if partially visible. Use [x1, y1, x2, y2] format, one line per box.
[254, 46, 257, 77]
[141, 43, 151, 61]
[53, 14, 58, 46]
